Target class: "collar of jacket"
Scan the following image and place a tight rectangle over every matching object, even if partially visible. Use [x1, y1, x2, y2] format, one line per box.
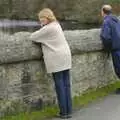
[104, 14, 112, 20]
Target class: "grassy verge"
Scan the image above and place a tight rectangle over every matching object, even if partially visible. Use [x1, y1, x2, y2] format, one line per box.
[1, 81, 120, 120]
[73, 81, 120, 107]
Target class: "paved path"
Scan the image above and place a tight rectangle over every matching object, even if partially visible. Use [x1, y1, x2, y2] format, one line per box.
[51, 94, 120, 120]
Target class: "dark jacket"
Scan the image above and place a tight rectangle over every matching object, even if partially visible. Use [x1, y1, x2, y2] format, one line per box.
[100, 15, 120, 51]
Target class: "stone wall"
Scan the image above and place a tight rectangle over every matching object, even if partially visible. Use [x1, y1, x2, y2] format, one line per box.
[0, 0, 120, 23]
[0, 29, 117, 116]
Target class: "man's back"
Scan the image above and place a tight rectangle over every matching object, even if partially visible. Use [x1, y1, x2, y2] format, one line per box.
[101, 15, 120, 51]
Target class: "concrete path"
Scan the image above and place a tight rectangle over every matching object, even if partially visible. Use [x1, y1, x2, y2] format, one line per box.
[51, 94, 120, 120]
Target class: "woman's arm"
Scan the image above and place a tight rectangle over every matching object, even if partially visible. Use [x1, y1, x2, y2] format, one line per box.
[29, 26, 49, 43]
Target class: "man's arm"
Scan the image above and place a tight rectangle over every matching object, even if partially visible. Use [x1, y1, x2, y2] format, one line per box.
[100, 21, 112, 51]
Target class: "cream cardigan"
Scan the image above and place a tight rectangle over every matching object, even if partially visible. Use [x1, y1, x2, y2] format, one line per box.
[30, 21, 72, 73]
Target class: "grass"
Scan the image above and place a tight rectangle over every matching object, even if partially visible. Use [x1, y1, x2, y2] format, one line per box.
[1, 106, 59, 120]
[73, 81, 120, 107]
[1, 81, 120, 120]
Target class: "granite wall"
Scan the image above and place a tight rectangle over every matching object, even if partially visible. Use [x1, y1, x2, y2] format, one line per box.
[0, 29, 117, 116]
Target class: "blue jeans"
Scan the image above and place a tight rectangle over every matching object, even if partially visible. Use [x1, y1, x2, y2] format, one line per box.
[52, 69, 72, 115]
[112, 50, 120, 78]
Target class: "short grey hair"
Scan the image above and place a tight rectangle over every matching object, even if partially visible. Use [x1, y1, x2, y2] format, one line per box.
[102, 5, 112, 15]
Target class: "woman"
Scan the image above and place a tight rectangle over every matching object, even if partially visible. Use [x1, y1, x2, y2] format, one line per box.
[30, 8, 72, 119]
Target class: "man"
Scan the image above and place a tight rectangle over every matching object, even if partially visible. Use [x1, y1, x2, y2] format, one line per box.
[100, 5, 120, 93]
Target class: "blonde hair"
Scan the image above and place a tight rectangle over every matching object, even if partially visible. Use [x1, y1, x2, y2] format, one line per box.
[38, 8, 57, 22]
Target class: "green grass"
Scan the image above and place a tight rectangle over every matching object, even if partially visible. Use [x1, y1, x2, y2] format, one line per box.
[1, 81, 120, 120]
[1, 106, 59, 120]
[73, 81, 120, 107]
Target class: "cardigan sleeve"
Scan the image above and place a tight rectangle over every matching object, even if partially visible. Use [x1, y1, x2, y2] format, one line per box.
[29, 26, 50, 43]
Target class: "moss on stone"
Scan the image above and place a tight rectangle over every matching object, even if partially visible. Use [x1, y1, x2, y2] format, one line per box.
[73, 81, 120, 108]
[1, 81, 120, 120]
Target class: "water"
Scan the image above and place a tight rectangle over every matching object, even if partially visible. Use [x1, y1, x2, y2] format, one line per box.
[0, 19, 100, 34]
[0, 19, 41, 33]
